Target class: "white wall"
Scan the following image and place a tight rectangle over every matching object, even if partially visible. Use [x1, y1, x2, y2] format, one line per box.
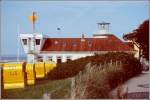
[20, 34, 46, 54]
[27, 54, 37, 63]
[38, 51, 111, 63]
[127, 40, 140, 59]
[39, 52, 95, 63]
[28, 51, 133, 63]
[134, 43, 140, 59]
[20, 34, 47, 63]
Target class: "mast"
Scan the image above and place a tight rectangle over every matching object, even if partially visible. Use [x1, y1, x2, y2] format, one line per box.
[29, 12, 38, 63]
[17, 24, 20, 62]
[29, 12, 37, 34]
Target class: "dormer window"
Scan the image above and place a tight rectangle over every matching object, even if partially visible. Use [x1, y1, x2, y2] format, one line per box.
[54, 41, 58, 45]
[88, 42, 92, 47]
[72, 42, 78, 47]
[22, 39, 27, 45]
[36, 39, 40, 45]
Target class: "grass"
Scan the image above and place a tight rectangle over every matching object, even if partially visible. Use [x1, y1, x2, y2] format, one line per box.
[50, 81, 71, 99]
[2, 78, 71, 99]
[74, 60, 142, 99]
[1, 52, 142, 99]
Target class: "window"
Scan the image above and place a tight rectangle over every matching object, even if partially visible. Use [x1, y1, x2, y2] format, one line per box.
[48, 56, 53, 61]
[22, 39, 27, 45]
[66, 56, 71, 62]
[72, 42, 78, 47]
[57, 56, 62, 63]
[88, 42, 92, 47]
[36, 39, 41, 45]
[37, 56, 43, 62]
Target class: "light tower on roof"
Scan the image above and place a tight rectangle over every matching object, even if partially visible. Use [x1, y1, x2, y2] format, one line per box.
[93, 22, 111, 38]
[97, 22, 110, 32]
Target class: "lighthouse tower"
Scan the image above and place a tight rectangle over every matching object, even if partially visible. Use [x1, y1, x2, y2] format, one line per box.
[20, 12, 45, 63]
[93, 22, 110, 38]
[20, 34, 45, 63]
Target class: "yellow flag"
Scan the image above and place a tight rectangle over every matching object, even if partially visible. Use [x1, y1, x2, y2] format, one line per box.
[29, 12, 37, 24]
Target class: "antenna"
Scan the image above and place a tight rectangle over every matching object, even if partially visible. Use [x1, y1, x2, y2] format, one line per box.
[0, 20, 1, 61]
[17, 24, 20, 62]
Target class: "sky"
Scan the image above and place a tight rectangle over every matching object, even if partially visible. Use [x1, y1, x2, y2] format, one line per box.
[0, 0, 149, 56]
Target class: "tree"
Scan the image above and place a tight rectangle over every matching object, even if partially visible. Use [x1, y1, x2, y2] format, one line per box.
[123, 20, 149, 60]
[136, 20, 149, 60]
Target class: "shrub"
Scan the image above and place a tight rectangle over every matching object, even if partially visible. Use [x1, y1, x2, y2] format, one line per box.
[48, 52, 142, 80]
[48, 52, 142, 98]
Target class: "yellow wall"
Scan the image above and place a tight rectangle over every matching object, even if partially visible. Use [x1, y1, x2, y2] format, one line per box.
[134, 44, 140, 59]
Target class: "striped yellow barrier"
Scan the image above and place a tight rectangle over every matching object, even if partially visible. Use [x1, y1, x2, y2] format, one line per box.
[35, 62, 45, 78]
[44, 61, 56, 75]
[2, 62, 26, 89]
[26, 63, 35, 85]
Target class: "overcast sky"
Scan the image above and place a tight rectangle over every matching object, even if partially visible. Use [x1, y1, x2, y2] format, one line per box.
[1, 1, 149, 56]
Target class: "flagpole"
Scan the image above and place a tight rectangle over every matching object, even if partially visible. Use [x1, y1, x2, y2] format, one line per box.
[30, 12, 37, 34]
[29, 11, 37, 63]
[0, 22, 1, 61]
[17, 24, 20, 62]
[33, 12, 35, 33]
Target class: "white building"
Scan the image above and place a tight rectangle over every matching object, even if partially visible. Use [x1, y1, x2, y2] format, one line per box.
[20, 22, 134, 63]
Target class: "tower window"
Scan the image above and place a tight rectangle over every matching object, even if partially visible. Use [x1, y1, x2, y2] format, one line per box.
[22, 39, 27, 45]
[36, 39, 41, 45]
[37, 56, 43, 62]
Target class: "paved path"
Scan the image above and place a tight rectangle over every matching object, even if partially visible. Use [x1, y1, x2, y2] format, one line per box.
[109, 72, 149, 99]
[125, 72, 149, 99]
[125, 72, 149, 93]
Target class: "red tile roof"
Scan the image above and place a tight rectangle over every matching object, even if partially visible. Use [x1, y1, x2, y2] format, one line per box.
[124, 42, 134, 49]
[41, 34, 133, 52]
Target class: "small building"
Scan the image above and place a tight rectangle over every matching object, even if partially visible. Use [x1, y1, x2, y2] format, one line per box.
[20, 22, 134, 63]
[123, 32, 141, 59]
[123, 30, 149, 71]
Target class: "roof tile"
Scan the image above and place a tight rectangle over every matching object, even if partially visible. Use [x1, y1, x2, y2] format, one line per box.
[41, 34, 133, 52]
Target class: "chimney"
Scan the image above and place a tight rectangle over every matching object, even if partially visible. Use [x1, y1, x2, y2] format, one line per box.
[81, 34, 85, 42]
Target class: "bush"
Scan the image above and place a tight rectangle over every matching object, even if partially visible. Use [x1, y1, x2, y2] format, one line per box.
[48, 52, 142, 80]
[47, 52, 142, 99]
